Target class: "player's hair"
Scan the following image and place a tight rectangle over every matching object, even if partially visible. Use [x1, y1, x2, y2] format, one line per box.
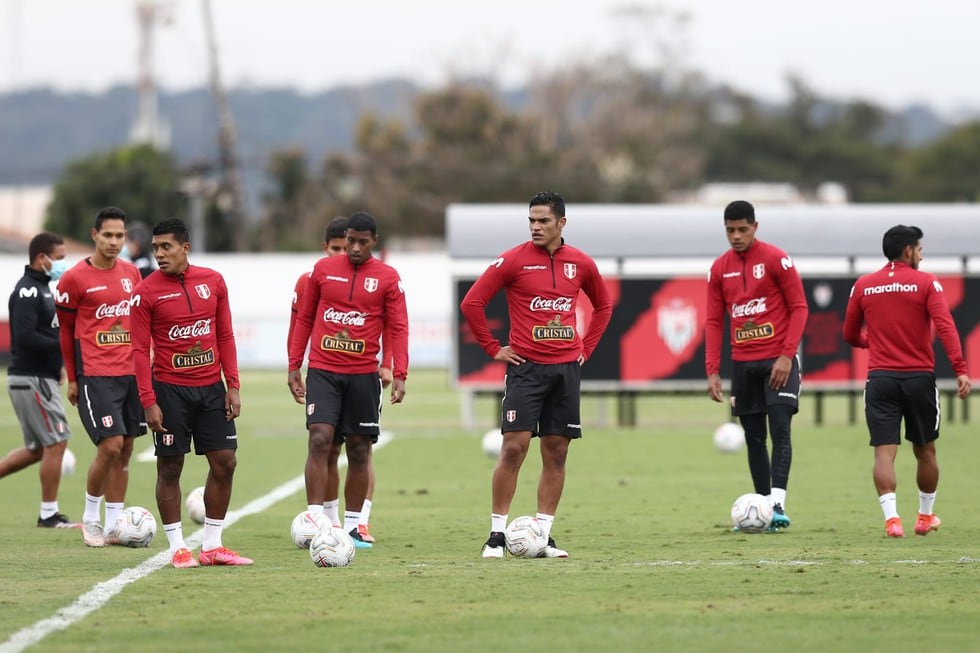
[94, 206, 127, 231]
[153, 217, 190, 244]
[348, 212, 377, 235]
[28, 232, 64, 263]
[882, 224, 923, 261]
[325, 216, 349, 241]
[529, 190, 565, 218]
[723, 200, 755, 223]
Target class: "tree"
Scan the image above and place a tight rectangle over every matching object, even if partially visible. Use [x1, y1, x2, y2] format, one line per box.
[893, 122, 980, 201]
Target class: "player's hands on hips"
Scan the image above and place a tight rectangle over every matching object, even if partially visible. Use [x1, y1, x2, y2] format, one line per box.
[145, 403, 165, 433]
[225, 387, 241, 421]
[494, 346, 525, 365]
[66, 381, 78, 406]
[769, 355, 792, 390]
[707, 373, 724, 403]
[956, 374, 971, 399]
[390, 378, 406, 404]
[287, 369, 305, 404]
[379, 366, 393, 389]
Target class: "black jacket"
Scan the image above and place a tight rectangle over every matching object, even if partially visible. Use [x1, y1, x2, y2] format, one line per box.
[7, 266, 62, 379]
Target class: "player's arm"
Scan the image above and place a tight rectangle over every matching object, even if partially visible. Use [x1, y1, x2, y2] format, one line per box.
[460, 255, 508, 359]
[926, 280, 967, 378]
[287, 273, 306, 356]
[11, 288, 59, 353]
[287, 264, 321, 402]
[770, 259, 808, 389]
[842, 282, 868, 348]
[55, 306, 80, 405]
[130, 288, 163, 431]
[214, 277, 241, 421]
[579, 259, 613, 363]
[385, 272, 409, 404]
[704, 264, 726, 401]
[379, 324, 393, 388]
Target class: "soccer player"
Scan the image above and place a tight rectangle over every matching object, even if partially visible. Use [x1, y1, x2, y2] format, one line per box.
[56, 207, 145, 547]
[287, 212, 408, 550]
[288, 216, 390, 542]
[131, 218, 251, 568]
[705, 200, 808, 529]
[843, 225, 970, 538]
[1, 232, 76, 528]
[461, 190, 613, 559]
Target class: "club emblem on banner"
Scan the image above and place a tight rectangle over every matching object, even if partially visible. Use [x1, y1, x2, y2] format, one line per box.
[657, 299, 697, 355]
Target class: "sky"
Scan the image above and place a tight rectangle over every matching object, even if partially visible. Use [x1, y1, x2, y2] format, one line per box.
[2, 0, 979, 116]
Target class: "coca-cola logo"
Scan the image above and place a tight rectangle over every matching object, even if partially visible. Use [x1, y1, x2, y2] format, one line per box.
[529, 296, 573, 312]
[95, 300, 131, 319]
[168, 319, 213, 340]
[731, 297, 768, 318]
[323, 307, 368, 327]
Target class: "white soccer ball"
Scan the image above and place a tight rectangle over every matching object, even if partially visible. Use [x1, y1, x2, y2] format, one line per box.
[481, 428, 503, 459]
[730, 493, 773, 533]
[310, 525, 356, 568]
[61, 448, 76, 476]
[504, 515, 548, 558]
[114, 506, 158, 547]
[290, 510, 327, 549]
[185, 486, 206, 525]
[713, 422, 745, 453]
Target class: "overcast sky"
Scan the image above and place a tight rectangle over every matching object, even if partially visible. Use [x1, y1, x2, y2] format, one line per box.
[2, 0, 979, 115]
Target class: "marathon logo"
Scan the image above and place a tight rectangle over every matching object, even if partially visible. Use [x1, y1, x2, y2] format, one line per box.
[172, 347, 216, 369]
[532, 315, 575, 342]
[734, 320, 775, 343]
[320, 330, 366, 355]
[864, 282, 918, 295]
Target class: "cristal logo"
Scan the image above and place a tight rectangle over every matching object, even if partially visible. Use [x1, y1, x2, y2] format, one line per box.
[95, 300, 131, 319]
[323, 307, 367, 326]
[529, 296, 573, 312]
[731, 297, 767, 318]
[168, 319, 213, 340]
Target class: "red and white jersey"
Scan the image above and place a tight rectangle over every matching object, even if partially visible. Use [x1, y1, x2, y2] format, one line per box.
[705, 239, 809, 375]
[55, 258, 142, 380]
[131, 265, 240, 408]
[843, 261, 966, 376]
[288, 255, 408, 379]
[460, 240, 612, 364]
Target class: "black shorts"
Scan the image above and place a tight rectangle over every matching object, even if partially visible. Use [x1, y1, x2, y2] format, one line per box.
[305, 369, 381, 442]
[730, 356, 801, 416]
[501, 360, 582, 438]
[864, 372, 939, 447]
[152, 380, 237, 455]
[77, 375, 146, 444]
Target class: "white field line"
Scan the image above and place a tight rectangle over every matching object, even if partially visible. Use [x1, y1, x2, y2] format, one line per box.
[1, 432, 392, 653]
[633, 557, 980, 567]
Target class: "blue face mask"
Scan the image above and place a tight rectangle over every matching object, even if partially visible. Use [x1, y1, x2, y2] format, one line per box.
[44, 255, 69, 281]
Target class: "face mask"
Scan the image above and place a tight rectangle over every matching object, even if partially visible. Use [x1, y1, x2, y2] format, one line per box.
[43, 255, 69, 281]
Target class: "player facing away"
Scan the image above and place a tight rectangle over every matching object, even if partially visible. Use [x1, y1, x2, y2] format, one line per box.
[705, 200, 809, 530]
[842, 225, 970, 538]
[287, 216, 391, 543]
[461, 191, 613, 559]
[288, 212, 409, 550]
[131, 218, 251, 568]
[1, 232, 77, 528]
[55, 207, 146, 547]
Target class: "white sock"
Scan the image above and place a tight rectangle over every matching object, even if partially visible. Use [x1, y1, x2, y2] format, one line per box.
[343, 511, 360, 534]
[535, 513, 555, 538]
[163, 522, 186, 554]
[491, 513, 508, 533]
[202, 517, 224, 551]
[323, 499, 340, 526]
[306, 504, 324, 516]
[771, 488, 787, 510]
[360, 499, 373, 524]
[40, 501, 58, 520]
[104, 502, 124, 532]
[879, 492, 899, 520]
[918, 491, 937, 515]
[83, 493, 103, 523]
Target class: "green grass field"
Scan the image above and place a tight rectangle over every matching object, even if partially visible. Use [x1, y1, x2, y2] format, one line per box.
[2, 369, 979, 653]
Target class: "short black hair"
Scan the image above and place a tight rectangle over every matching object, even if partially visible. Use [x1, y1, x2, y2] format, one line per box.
[724, 200, 755, 223]
[153, 217, 190, 244]
[95, 206, 126, 231]
[347, 212, 377, 235]
[28, 232, 64, 263]
[882, 224, 923, 261]
[529, 191, 565, 218]
[325, 216, 349, 241]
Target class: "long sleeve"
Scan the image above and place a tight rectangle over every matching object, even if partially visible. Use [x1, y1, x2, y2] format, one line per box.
[215, 278, 240, 390]
[778, 265, 809, 358]
[288, 266, 319, 371]
[57, 306, 79, 382]
[385, 276, 409, 380]
[842, 284, 868, 348]
[130, 291, 156, 408]
[460, 260, 507, 360]
[928, 284, 967, 376]
[580, 262, 612, 360]
[704, 264, 725, 376]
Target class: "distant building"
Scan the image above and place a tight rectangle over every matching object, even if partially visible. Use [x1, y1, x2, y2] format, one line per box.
[0, 186, 51, 253]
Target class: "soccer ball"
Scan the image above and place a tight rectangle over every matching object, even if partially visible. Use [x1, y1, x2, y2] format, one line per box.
[310, 525, 356, 567]
[504, 516, 548, 558]
[730, 493, 773, 533]
[713, 422, 745, 453]
[114, 506, 158, 547]
[61, 448, 76, 476]
[481, 428, 503, 459]
[185, 486, 206, 525]
[290, 510, 327, 549]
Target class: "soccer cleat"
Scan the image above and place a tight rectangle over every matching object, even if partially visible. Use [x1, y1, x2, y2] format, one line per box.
[357, 523, 376, 544]
[199, 546, 254, 566]
[914, 513, 941, 536]
[37, 513, 79, 528]
[885, 517, 904, 538]
[348, 528, 374, 549]
[81, 521, 105, 547]
[770, 504, 791, 529]
[171, 547, 199, 568]
[481, 531, 505, 559]
[538, 537, 569, 559]
[103, 527, 122, 546]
